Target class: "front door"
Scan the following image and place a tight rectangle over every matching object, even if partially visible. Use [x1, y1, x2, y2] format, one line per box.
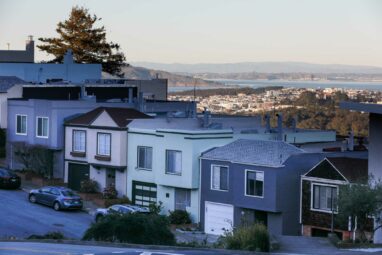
[132, 181, 157, 207]
[106, 169, 116, 188]
[68, 163, 89, 191]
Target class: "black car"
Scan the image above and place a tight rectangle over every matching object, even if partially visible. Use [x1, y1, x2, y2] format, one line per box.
[29, 186, 83, 211]
[0, 168, 21, 189]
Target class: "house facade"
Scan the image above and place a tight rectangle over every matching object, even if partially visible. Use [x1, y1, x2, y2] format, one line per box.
[199, 139, 325, 236]
[64, 107, 151, 195]
[300, 156, 369, 240]
[340, 102, 382, 243]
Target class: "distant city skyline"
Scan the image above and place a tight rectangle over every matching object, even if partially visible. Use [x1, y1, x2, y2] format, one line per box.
[1, 0, 382, 67]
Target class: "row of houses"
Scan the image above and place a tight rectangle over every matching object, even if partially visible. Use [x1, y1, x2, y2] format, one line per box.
[1, 37, 378, 241]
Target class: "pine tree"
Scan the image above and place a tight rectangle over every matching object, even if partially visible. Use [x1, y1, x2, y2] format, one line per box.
[38, 6, 126, 77]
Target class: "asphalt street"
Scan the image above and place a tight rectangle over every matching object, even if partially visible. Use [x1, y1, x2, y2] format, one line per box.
[0, 189, 93, 239]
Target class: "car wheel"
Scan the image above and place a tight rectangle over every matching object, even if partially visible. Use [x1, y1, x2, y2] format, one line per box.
[53, 202, 61, 211]
[95, 214, 103, 223]
[29, 194, 36, 203]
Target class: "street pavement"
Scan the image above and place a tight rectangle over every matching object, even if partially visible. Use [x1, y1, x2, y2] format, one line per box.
[0, 189, 93, 239]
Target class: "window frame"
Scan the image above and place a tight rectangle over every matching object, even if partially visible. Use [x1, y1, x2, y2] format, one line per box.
[36, 116, 49, 138]
[210, 164, 229, 192]
[165, 150, 182, 175]
[72, 129, 86, 153]
[96, 132, 111, 156]
[244, 169, 264, 198]
[137, 146, 153, 170]
[15, 114, 27, 135]
[310, 182, 339, 214]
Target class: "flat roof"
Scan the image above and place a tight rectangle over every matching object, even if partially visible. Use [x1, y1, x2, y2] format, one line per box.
[340, 101, 382, 114]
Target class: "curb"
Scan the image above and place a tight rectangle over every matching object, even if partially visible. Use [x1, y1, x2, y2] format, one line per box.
[0, 239, 267, 254]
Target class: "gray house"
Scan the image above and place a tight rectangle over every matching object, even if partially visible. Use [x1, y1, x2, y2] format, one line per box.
[200, 139, 324, 236]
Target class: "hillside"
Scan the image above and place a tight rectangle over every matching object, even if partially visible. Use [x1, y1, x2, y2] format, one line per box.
[131, 61, 382, 74]
[103, 65, 221, 87]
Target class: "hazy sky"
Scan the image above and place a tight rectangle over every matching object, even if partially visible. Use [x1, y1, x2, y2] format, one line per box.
[1, 0, 382, 66]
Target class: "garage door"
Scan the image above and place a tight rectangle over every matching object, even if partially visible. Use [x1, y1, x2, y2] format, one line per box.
[68, 163, 89, 191]
[205, 201, 234, 235]
[132, 181, 157, 207]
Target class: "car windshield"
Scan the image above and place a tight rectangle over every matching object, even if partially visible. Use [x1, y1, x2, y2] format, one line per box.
[0, 169, 17, 177]
[61, 190, 78, 197]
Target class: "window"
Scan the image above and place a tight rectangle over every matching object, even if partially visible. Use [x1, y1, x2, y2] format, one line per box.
[245, 170, 264, 197]
[97, 133, 111, 156]
[137, 146, 153, 170]
[166, 150, 182, 175]
[211, 165, 229, 191]
[16, 115, 27, 135]
[73, 130, 86, 152]
[312, 184, 338, 212]
[36, 117, 48, 138]
[175, 188, 191, 210]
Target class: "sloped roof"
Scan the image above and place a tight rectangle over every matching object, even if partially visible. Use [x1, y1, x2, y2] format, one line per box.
[65, 107, 151, 128]
[0, 76, 26, 92]
[305, 157, 368, 183]
[201, 139, 304, 167]
[327, 157, 368, 183]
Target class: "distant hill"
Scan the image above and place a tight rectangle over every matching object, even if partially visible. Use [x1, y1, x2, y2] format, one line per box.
[103, 65, 221, 87]
[131, 61, 382, 74]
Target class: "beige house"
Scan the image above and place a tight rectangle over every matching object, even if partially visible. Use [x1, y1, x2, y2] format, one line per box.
[64, 107, 151, 196]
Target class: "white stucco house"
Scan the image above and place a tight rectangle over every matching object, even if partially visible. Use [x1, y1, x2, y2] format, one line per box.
[64, 107, 151, 195]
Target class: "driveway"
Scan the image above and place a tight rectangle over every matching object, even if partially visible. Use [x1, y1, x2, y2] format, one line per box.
[0, 189, 93, 239]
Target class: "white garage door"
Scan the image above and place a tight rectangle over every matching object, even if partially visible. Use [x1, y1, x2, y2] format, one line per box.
[205, 201, 234, 235]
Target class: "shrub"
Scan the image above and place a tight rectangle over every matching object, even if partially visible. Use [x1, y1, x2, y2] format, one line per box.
[103, 184, 118, 199]
[83, 213, 175, 245]
[27, 231, 65, 240]
[80, 179, 99, 193]
[149, 201, 163, 215]
[217, 223, 270, 252]
[169, 210, 191, 225]
[104, 196, 130, 207]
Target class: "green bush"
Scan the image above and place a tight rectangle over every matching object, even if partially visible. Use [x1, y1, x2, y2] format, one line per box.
[80, 179, 99, 193]
[104, 197, 130, 207]
[168, 210, 191, 225]
[103, 184, 118, 199]
[83, 213, 175, 245]
[27, 231, 65, 240]
[148, 201, 163, 215]
[217, 223, 270, 252]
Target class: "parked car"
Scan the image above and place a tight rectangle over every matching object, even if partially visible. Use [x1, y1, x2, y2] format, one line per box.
[0, 168, 21, 189]
[28, 186, 83, 211]
[94, 204, 150, 222]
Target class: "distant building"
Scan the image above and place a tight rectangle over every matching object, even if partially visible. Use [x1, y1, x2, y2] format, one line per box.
[0, 36, 34, 63]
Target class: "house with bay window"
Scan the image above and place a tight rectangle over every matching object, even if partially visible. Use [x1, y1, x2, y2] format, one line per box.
[64, 107, 151, 195]
[199, 139, 325, 236]
[300, 156, 369, 240]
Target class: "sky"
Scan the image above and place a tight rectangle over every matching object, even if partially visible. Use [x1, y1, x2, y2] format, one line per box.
[0, 0, 382, 66]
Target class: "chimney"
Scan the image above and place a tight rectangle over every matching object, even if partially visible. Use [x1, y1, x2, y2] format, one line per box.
[203, 107, 210, 128]
[63, 49, 74, 64]
[264, 114, 271, 133]
[276, 113, 283, 141]
[347, 131, 354, 151]
[26, 35, 35, 63]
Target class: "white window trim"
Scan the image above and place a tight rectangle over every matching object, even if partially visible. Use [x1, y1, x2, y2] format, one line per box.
[244, 169, 264, 198]
[137, 146, 153, 171]
[97, 132, 111, 156]
[36, 116, 49, 139]
[165, 150, 182, 175]
[310, 182, 339, 214]
[15, 114, 27, 135]
[73, 129, 86, 153]
[210, 164, 229, 192]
